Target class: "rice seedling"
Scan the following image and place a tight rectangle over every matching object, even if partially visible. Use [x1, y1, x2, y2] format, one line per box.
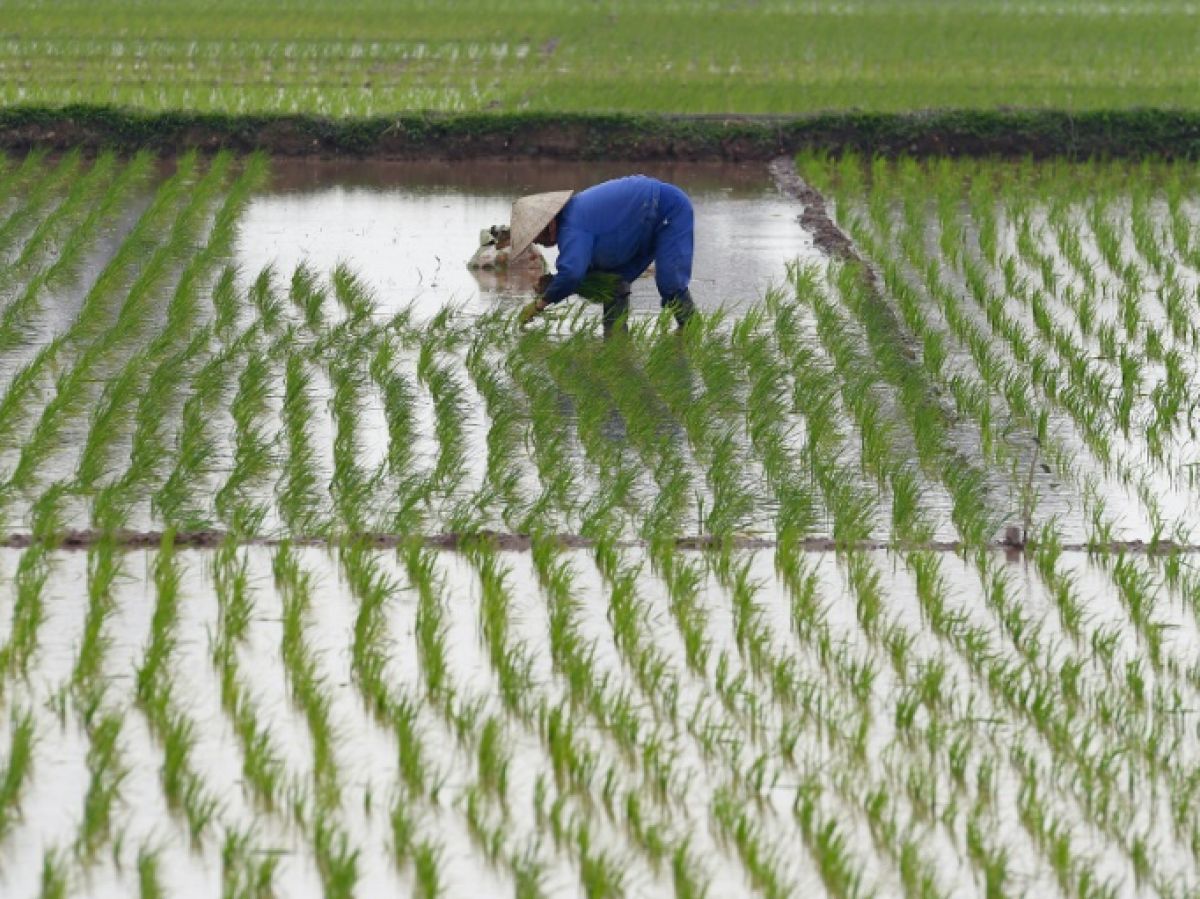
[36, 847, 69, 899]
[0, 708, 36, 839]
[273, 543, 341, 804]
[75, 711, 125, 860]
[137, 845, 165, 899]
[214, 342, 276, 533]
[314, 812, 359, 899]
[71, 536, 119, 699]
[221, 827, 279, 898]
[402, 542, 450, 700]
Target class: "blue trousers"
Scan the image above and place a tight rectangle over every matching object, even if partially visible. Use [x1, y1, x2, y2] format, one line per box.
[608, 182, 694, 300]
[604, 183, 695, 332]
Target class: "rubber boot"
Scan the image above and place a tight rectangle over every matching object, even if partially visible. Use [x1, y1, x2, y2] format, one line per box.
[664, 288, 696, 331]
[602, 280, 632, 339]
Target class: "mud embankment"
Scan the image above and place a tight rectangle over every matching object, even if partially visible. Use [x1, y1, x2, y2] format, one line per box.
[4, 105, 1200, 160]
[0, 527, 1192, 557]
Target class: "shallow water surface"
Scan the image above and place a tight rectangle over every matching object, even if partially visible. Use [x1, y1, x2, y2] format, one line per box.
[234, 159, 818, 319]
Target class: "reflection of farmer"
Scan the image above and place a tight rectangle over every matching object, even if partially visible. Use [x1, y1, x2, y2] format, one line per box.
[512, 176, 696, 336]
[466, 224, 548, 293]
[468, 225, 548, 275]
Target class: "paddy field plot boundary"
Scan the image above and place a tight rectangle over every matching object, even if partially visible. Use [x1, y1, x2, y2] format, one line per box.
[4, 105, 1200, 160]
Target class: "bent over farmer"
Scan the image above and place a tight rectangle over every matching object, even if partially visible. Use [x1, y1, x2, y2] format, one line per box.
[511, 175, 696, 335]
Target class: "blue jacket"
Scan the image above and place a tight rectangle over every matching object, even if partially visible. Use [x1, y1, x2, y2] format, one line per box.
[542, 175, 690, 304]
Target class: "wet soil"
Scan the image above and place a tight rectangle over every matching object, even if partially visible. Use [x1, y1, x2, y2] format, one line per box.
[768, 156, 863, 263]
[3, 527, 1190, 557]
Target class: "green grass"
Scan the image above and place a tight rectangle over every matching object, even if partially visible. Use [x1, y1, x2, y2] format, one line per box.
[1, 1, 1199, 116]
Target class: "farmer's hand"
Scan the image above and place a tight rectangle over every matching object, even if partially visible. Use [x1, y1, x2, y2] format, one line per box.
[519, 298, 547, 326]
[535, 273, 553, 294]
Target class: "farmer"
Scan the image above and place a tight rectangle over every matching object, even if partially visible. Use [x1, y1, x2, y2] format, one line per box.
[511, 175, 696, 336]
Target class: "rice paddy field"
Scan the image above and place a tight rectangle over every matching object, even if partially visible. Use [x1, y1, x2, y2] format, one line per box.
[1, 144, 1200, 899]
[2, 0, 1200, 115]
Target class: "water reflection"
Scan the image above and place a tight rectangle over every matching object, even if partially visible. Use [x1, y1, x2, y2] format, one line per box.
[233, 159, 821, 320]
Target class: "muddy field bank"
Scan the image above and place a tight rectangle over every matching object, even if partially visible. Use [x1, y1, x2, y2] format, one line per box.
[4, 105, 1200, 160]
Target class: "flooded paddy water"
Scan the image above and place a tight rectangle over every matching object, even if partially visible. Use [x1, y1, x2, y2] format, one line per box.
[234, 158, 821, 320]
[2, 150, 1200, 897]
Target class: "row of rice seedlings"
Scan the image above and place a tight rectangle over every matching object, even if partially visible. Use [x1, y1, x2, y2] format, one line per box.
[213, 333, 277, 534]
[276, 347, 328, 534]
[0, 707, 35, 840]
[0, 151, 126, 349]
[3, 152, 233, 502]
[327, 346, 377, 533]
[369, 330, 428, 534]
[74, 708, 125, 865]
[271, 543, 340, 808]
[84, 329, 211, 530]
[417, 323, 471, 513]
[590, 320, 702, 539]
[675, 314, 764, 540]
[728, 297, 823, 541]
[338, 540, 461, 895]
[0, 149, 78, 263]
[69, 536, 119, 702]
[536, 329, 647, 539]
[247, 263, 289, 337]
[330, 261, 378, 325]
[463, 314, 537, 532]
[134, 532, 221, 841]
[0, 151, 44, 220]
[0, 153, 198, 475]
[289, 262, 327, 334]
[338, 539, 398, 721]
[506, 332, 590, 534]
[462, 539, 534, 720]
[153, 319, 261, 529]
[1, 150, 101, 280]
[66, 536, 127, 872]
[400, 541, 451, 704]
[212, 537, 287, 818]
[0, 488, 67, 683]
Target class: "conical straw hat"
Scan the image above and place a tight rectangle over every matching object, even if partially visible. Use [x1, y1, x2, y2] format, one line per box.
[509, 190, 573, 260]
